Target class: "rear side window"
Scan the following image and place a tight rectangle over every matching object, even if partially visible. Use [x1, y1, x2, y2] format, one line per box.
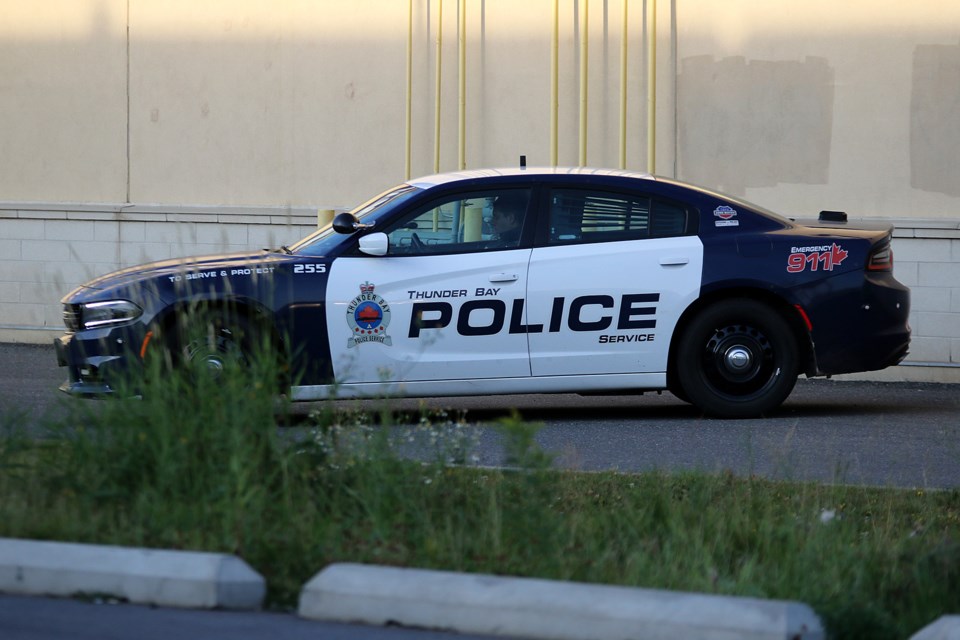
[547, 189, 691, 245]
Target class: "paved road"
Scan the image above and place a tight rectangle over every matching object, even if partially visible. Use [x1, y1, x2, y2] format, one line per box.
[4, 342, 959, 488]
[0, 343, 71, 424]
[511, 380, 959, 488]
[0, 593, 499, 640]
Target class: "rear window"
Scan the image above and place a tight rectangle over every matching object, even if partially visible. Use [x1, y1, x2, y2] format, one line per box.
[547, 189, 691, 245]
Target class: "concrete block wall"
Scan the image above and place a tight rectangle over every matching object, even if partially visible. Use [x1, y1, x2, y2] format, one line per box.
[1, 206, 958, 382]
[889, 220, 960, 369]
[0, 203, 317, 343]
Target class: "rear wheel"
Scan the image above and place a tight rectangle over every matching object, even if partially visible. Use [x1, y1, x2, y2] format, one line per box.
[677, 299, 799, 418]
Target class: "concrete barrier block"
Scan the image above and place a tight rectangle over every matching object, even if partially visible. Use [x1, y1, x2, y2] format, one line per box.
[911, 616, 960, 640]
[298, 563, 824, 640]
[0, 538, 264, 610]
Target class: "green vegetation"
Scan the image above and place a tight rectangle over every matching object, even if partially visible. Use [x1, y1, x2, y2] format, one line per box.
[0, 348, 957, 640]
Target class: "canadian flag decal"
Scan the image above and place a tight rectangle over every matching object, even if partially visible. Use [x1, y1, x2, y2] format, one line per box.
[787, 243, 849, 273]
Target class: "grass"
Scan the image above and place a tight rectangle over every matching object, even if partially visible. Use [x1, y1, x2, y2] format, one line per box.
[0, 347, 958, 639]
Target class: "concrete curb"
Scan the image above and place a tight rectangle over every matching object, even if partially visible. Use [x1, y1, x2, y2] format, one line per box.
[0, 538, 265, 609]
[1, 537, 955, 638]
[911, 616, 960, 640]
[298, 563, 824, 640]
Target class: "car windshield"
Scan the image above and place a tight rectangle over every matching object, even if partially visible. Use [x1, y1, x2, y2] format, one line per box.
[289, 184, 421, 256]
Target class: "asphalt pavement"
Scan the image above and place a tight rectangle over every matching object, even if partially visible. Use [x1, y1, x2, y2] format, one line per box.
[0, 593, 500, 640]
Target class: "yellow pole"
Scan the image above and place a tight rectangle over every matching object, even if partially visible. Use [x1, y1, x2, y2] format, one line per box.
[405, 0, 413, 180]
[647, 0, 656, 174]
[550, 0, 559, 166]
[458, 0, 466, 170]
[317, 209, 335, 229]
[464, 205, 483, 241]
[434, 0, 443, 174]
[579, 0, 589, 166]
[619, 0, 628, 169]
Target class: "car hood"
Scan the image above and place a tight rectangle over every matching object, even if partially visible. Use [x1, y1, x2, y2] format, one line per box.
[63, 251, 296, 302]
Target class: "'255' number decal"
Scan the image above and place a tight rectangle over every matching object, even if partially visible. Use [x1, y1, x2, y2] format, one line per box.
[787, 244, 848, 273]
[294, 264, 327, 274]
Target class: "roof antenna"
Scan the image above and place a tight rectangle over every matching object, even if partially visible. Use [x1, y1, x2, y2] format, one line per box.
[520, 155, 527, 170]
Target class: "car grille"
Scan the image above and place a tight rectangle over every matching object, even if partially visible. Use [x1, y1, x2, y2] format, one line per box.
[62, 304, 81, 332]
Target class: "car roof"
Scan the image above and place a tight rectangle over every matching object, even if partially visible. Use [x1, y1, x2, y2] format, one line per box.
[407, 167, 656, 189]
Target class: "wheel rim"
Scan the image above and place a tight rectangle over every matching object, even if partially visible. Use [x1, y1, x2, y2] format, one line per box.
[182, 327, 242, 377]
[700, 323, 780, 399]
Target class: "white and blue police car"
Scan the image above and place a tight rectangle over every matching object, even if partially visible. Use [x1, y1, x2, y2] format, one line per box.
[56, 168, 910, 418]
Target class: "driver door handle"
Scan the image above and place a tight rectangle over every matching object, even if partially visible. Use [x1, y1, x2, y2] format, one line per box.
[489, 273, 519, 283]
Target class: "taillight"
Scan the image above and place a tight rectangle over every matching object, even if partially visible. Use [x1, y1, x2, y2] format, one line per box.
[867, 244, 893, 272]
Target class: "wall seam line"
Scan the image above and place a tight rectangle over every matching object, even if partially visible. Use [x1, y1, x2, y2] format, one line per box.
[125, 0, 131, 206]
[123, 0, 130, 268]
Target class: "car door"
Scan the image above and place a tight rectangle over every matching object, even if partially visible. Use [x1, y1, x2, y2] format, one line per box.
[526, 187, 703, 377]
[325, 187, 535, 384]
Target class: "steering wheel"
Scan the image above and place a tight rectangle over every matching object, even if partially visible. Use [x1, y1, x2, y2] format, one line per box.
[410, 232, 425, 252]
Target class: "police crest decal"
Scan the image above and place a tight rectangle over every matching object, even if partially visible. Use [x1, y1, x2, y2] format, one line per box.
[346, 282, 392, 348]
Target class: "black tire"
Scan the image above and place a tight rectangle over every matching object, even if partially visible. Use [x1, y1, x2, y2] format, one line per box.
[677, 299, 799, 418]
[666, 369, 691, 404]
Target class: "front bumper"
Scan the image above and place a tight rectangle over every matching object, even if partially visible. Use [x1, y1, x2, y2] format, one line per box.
[55, 325, 146, 396]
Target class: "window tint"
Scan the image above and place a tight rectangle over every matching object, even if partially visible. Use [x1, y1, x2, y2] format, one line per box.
[383, 189, 531, 255]
[548, 189, 689, 245]
[649, 200, 688, 237]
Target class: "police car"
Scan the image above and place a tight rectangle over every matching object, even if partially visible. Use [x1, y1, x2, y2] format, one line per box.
[55, 168, 910, 418]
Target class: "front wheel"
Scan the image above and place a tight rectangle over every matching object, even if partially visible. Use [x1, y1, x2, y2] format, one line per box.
[676, 299, 799, 418]
[171, 313, 254, 381]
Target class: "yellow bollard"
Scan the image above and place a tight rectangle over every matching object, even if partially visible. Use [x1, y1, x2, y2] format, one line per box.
[463, 206, 483, 242]
[317, 209, 335, 228]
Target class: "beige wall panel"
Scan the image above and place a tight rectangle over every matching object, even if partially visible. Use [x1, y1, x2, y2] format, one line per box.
[911, 42, 960, 198]
[676, 0, 960, 219]
[126, 0, 668, 208]
[466, 0, 665, 173]
[573, 0, 660, 171]
[129, 0, 411, 209]
[470, 1, 553, 168]
[427, 0, 586, 173]
[0, 0, 128, 202]
[2, 0, 959, 220]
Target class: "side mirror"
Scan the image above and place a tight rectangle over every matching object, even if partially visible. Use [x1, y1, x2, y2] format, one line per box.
[333, 212, 361, 234]
[358, 232, 389, 256]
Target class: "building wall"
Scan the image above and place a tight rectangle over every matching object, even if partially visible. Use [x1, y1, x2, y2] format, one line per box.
[887, 222, 960, 379]
[1, 0, 958, 379]
[3, 1, 959, 215]
[676, 1, 960, 219]
[0, 204, 317, 342]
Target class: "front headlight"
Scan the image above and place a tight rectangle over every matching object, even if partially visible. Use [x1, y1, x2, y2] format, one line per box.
[78, 300, 143, 330]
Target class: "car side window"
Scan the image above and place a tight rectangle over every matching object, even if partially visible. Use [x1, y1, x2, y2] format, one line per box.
[547, 189, 690, 245]
[382, 189, 531, 255]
